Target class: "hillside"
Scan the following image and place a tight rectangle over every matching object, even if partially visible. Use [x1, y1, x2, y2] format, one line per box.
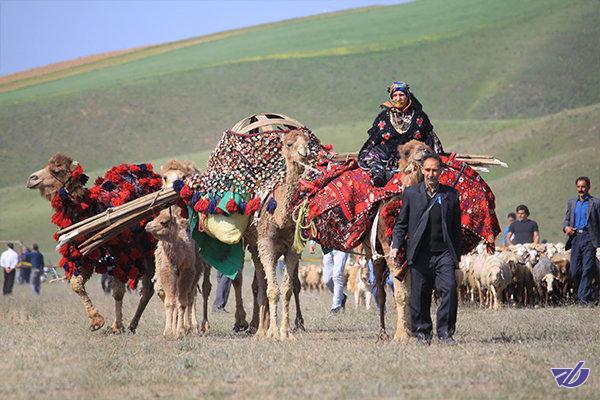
[1, 0, 599, 260]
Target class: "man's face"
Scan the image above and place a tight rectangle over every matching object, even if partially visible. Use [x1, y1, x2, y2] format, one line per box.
[508, 216, 515, 225]
[422, 157, 440, 188]
[517, 210, 527, 221]
[576, 180, 590, 197]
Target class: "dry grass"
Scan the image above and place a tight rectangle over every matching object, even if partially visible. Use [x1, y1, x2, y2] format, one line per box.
[1, 267, 599, 399]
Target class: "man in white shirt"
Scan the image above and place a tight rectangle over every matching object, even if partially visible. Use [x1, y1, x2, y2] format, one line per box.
[2, 243, 19, 295]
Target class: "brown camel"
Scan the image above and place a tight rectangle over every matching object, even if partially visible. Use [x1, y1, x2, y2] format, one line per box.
[26, 154, 155, 333]
[244, 129, 310, 339]
[146, 208, 201, 338]
[366, 140, 429, 342]
[161, 160, 248, 333]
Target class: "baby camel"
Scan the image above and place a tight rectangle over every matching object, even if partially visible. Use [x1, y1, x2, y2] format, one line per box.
[146, 208, 202, 338]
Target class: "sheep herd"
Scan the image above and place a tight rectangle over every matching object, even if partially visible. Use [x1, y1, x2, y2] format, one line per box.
[458, 242, 597, 308]
[299, 243, 600, 312]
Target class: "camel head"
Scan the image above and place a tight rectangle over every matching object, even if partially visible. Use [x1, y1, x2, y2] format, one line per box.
[145, 208, 181, 240]
[397, 140, 432, 186]
[281, 129, 310, 167]
[26, 153, 82, 201]
[160, 159, 200, 188]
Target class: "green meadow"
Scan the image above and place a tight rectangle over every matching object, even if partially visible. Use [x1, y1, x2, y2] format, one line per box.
[1, 0, 599, 262]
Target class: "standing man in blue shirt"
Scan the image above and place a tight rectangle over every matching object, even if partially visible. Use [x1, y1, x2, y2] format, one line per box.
[28, 243, 45, 295]
[564, 177, 600, 304]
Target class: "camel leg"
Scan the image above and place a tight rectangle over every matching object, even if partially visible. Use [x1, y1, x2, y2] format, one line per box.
[70, 270, 105, 331]
[247, 246, 268, 336]
[392, 268, 412, 343]
[199, 261, 211, 334]
[189, 285, 199, 334]
[128, 257, 155, 333]
[232, 265, 249, 332]
[257, 240, 279, 339]
[111, 278, 126, 333]
[163, 287, 176, 338]
[372, 258, 390, 341]
[176, 270, 195, 338]
[291, 260, 305, 332]
[365, 291, 371, 310]
[280, 252, 299, 340]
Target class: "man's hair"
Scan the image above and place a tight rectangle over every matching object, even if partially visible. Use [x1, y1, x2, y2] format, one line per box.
[507, 212, 516, 219]
[7, 243, 14, 249]
[421, 152, 441, 167]
[576, 176, 591, 187]
[33, 243, 39, 250]
[516, 204, 530, 216]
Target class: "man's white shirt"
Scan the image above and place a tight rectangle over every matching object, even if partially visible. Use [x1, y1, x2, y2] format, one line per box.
[1, 248, 19, 271]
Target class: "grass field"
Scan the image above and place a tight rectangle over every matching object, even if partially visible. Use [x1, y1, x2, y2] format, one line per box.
[1, 268, 599, 399]
[1, 1, 599, 259]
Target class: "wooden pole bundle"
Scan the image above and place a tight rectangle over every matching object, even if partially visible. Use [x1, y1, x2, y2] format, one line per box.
[56, 187, 180, 254]
[329, 152, 508, 168]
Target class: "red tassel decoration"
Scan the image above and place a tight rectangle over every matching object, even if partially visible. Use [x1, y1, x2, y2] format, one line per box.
[245, 197, 261, 215]
[225, 198, 238, 214]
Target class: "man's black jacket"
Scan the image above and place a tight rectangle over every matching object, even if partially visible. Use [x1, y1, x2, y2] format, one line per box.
[392, 182, 462, 265]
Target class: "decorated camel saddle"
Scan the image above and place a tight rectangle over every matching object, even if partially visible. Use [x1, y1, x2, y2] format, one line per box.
[294, 140, 501, 257]
[173, 113, 327, 277]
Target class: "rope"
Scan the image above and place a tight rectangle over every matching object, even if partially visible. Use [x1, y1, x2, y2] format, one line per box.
[292, 199, 317, 254]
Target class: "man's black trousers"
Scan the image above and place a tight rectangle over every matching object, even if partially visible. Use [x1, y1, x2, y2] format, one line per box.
[410, 249, 457, 339]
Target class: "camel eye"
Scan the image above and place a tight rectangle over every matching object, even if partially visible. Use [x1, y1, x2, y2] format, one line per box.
[160, 220, 169, 226]
[286, 143, 293, 147]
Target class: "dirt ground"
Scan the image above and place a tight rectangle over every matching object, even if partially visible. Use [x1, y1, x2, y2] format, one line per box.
[1, 268, 598, 399]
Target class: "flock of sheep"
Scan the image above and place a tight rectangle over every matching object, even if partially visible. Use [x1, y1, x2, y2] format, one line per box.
[299, 242, 600, 311]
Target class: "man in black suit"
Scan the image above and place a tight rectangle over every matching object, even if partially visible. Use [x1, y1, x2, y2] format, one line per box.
[563, 176, 600, 304]
[390, 153, 462, 345]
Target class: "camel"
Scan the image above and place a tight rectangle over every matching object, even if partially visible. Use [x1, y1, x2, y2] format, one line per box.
[366, 140, 430, 342]
[244, 129, 310, 339]
[161, 160, 249, 333]
[26, 154, 156, 333]
[146, 208, 201, 338]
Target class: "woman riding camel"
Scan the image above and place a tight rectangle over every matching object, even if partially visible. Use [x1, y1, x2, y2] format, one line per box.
[358, 81, 444, 186]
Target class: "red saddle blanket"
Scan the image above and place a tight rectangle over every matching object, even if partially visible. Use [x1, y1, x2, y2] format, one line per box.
[299, 154, 500, 254]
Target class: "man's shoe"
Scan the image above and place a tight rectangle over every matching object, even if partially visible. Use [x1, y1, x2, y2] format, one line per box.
[329, 306, 344, 316]
[439, 336, 457, 346]
[415, 334, 431, 346]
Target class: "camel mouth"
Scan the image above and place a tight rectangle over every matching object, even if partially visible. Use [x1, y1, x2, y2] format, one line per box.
[26, 177, 41, 189]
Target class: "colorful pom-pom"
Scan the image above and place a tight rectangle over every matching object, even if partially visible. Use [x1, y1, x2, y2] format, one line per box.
[266, 198, 277, 214]
[172, 179, 185, 193]
[225, 198, 238, 214]
[245, 197, 261, 215]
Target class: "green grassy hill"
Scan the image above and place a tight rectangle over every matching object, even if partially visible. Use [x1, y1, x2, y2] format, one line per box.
[1, 0, 599, 261]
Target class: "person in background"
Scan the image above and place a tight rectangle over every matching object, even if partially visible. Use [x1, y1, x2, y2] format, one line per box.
[563, 176, 600, 305]
[309, 240, 348, 314]
[212, 272, 232, 313]
[507, 205, 540, 245]
[1, 243, 19, 295]
[503, 212, 516, 246]
[28, 243, 45, 295]
[17, 246, 32, 284]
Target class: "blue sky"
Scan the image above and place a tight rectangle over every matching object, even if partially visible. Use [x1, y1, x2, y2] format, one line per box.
[0, 0, 404, 77]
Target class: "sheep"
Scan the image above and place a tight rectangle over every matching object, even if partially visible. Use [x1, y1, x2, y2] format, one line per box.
[532, 257, 559, 306]
[482, 255, 513, 309]
[300, 264, 323, 291]
[498, 251, 535, 307]
[468, 253, 488, 306]
[458, 254, 473, 303]
[552, 252, 572, 301]
[146, 208, 202, 338]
